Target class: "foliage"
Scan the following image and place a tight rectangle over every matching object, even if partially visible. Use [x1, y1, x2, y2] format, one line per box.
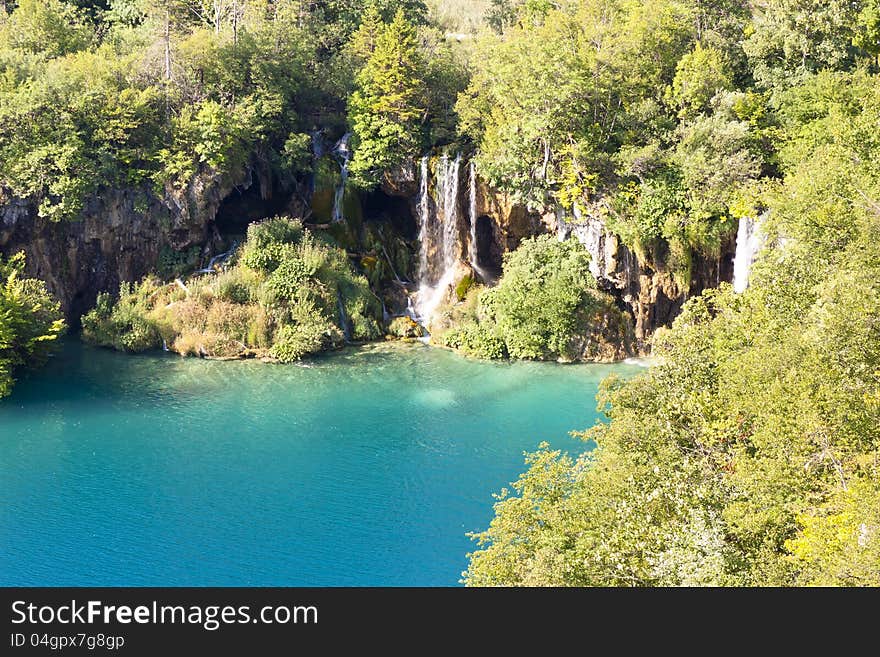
[0, 252, 66, 398]
[439, 235, 627, 362]
[82, 217, 381, 360]
[667, 43, 733, 119]
[464, 69, 880, 586]
[347, 10, 426, 188]
[0, 0, 92, 58]
[743, 0, 868, 90]
[0, 0, 422, 219]
[457, 0, 757, 262]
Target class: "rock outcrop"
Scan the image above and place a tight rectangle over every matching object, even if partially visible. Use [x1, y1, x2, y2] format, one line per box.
[0, 168, 262, 323]
[557, 208, 734, 353]
[1, 148, 736, 356]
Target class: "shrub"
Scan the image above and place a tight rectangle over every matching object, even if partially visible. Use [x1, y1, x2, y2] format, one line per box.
[82, 216, 380, 362]
[442, 324, 506, 359]
[269, 304, 337, 363]
[81, 281, 163, 352]
[481, 235, 599, 360]
[0, 252, 66, 397]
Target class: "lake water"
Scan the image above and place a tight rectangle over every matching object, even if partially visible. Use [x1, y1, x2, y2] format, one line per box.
[0, 340, 642, 586]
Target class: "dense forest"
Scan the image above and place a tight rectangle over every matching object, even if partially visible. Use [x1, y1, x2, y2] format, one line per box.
[0, 0, 878, 585]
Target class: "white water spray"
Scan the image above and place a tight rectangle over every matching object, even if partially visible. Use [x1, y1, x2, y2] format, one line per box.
[196, 241, 239, 274]
[331, 133, 351, 223]
[732, 217, 763, 293]
[413, 153, 465, 324]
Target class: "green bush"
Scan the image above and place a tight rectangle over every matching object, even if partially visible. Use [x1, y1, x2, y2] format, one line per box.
[81, 281, 163, 353]
[441, 324, 506, 359]
[482, 235, 599, 360]
[0, 252, 66, 398]
[438, 235, 628, 362]
[82, 217, 382, 361]
[157, 246, 200, 279]
[269, 304, 338, 363]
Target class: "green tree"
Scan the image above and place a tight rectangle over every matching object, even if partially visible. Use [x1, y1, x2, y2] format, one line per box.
[347, 9, 426, 187]
[667, 43, 733, 118]
[0, 253, 66, 398]
[441, 235, 631, 362]
[743, 0, 865, 90]
[0, 0, 92, 57]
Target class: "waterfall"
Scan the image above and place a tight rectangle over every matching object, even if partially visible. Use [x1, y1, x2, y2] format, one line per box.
[196, 241, 239, 274]
[416, 156, 431, 295]
[439, 152, 462, 275]
[337, 291, 352, 342]
[732, 217, 762, 293]
[467, 160, 488, 280]
[413, 153, 465, 324]
[331, 133, 351, 223]
[558, 207, 606, 280]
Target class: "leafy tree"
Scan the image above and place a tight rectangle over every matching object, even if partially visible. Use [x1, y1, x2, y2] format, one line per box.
[743, 0, 865, 90]
[347, 10, 426, 187]
[0, 0, 92, 57]
[667, 43, 733, 119]
[0, 253, 66, 398]
[464, 69, 880, 587]
[441, 235, 630, 362]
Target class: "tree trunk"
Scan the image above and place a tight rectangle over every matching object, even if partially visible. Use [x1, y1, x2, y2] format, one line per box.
[164, 10, 172, 81]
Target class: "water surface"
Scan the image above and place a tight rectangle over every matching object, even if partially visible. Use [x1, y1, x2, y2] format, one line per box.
[0, 341, 641, 585]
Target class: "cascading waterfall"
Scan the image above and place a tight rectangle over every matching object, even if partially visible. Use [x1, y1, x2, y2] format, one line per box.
[337, 290, 352, 342]
[439, 153, 462, 273]
[413, 153, 465, 324]
[331, 133, 351, 223]
[732, 216, 763, 293]
[467, 160, 488, 280]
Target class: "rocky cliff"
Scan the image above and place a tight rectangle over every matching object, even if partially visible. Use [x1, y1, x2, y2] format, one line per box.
[381, 155, 736, 356]
[0, 168, 269, 324]
[0, 151, 735, 354]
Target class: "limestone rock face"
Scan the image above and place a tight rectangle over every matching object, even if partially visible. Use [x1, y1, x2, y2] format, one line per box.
[469, 178, 556, 273]
[382, 158, 736, 357]
[0, 167, 250, 322]
[556, 203, 734, 355]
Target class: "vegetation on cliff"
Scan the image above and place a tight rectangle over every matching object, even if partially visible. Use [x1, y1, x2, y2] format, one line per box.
[0, 253, 65, 397]
[0, 0, 459, 220]
[439, 236, 632, 361]
[464, 43, 880, 585]
[82, 217, 381, 361]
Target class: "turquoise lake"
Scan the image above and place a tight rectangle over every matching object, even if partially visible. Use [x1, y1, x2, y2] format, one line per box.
[0, 340, 642, 586]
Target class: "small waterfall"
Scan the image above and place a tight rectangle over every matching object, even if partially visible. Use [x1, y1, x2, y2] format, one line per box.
[558, 207, 606, 280]
[414, 153, 465, 324]
[196, 241, 239, 274]
[416, 156, 431, 286]
[732, 217, 763, 293]
[337, 290, 352, 342]
[310, 130, 326, 159]
[467, 160, 488, 280]
[331, 133, 351, 224]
